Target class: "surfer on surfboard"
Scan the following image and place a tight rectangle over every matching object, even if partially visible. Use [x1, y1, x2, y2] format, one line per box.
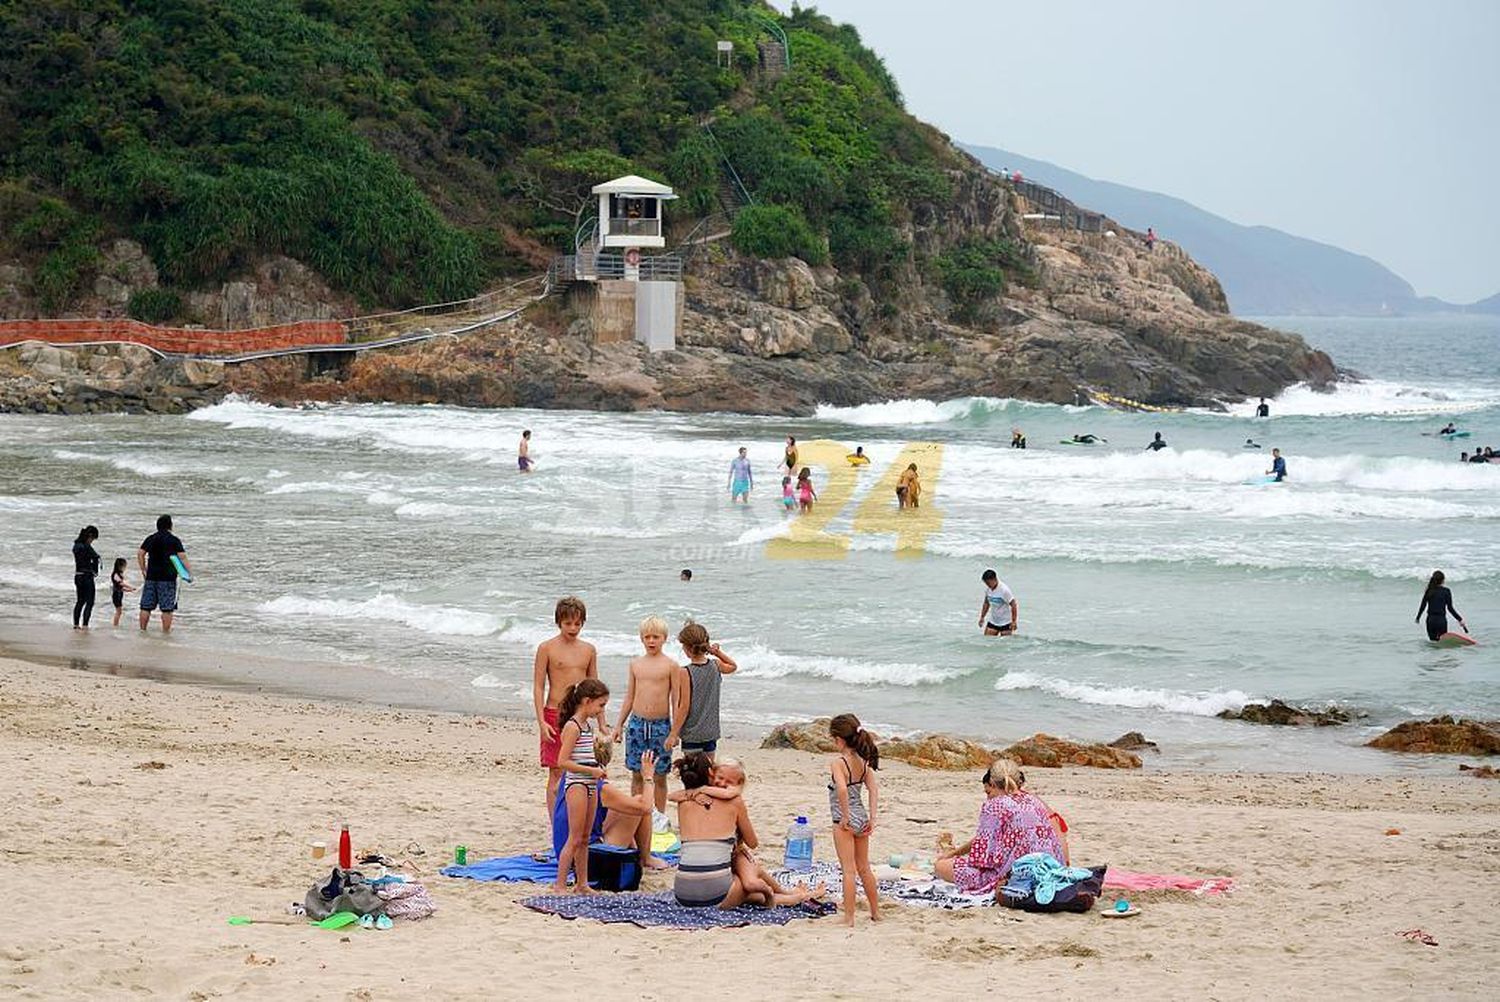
[1416, 571, 1472, 645]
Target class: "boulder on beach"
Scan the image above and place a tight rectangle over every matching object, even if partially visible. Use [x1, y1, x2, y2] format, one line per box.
[1108, 731, 1158, 751]
[1366, 717, 1500, 755]
[1458, 764, 1500, 779]
[881, 735, 995, 771]
[760, 721, 1143, 770]
[1001, 733, 1142, 770]
[1217, 700, 1350, 727]
[760, 719, 840, 754]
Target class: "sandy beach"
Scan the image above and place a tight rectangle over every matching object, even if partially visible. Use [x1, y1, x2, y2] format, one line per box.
[0, 654, 1495, 1000]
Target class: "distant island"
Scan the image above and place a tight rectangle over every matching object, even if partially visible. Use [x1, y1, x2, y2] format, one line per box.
[963, 143, 1499, 318]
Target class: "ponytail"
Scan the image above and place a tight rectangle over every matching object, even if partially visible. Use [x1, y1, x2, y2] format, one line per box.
[1424, 570, 1445, 597]
[829, 713, 880, 769]
[558, 678, 609, 725]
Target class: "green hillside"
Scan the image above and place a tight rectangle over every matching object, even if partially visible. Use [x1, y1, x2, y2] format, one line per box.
[0, 0, 958, 316]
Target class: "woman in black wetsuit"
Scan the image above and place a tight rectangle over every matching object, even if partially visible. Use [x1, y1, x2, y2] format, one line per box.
[72, 525, 100, 629]
[1415, 570, 1467, 641]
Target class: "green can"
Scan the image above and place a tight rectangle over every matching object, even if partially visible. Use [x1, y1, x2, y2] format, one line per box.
[455, 845, 468, 866]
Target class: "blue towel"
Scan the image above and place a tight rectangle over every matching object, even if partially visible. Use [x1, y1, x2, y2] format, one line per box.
[443, 853, 559, 883]
[521, 890, 835, 929]
[442, 847, 680, 884]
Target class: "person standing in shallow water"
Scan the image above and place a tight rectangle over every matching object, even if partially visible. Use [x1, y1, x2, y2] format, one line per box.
[727, 447, 753, 504]
[1416, 570, 1468, 642]
[138, 514, 189, 634]
[71, 525, 100, 629]
[784, 436, 798, 476]
[518, 429, 534, 473]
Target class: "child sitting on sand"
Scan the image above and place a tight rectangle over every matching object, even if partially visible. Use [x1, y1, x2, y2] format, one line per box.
[675, 622, 737, 760]
[828, 714, 881, 925]
[534, 596, 600, 829]
[615, 616, 680, 817]
[554, 678, 611, 893]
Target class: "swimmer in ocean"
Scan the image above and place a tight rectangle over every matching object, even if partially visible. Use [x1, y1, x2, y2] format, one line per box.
[1071, 434, 1102, 445]
[1243, 438, 1261, 449]
[846, 446, 870, 466]
[1439, 422, 1457, 436]
[1267, 447, 1287, 482]
[1145, 432, 1167, 452]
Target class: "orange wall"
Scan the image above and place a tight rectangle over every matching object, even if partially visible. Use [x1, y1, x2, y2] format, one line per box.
[0, 318, 348, 356]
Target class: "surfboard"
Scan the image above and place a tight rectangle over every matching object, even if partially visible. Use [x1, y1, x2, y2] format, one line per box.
[1433, 632, 1477, 648]
[1439, 430, 1471, 438]
[1058, 439, 1102, 446]
[1242, 476, 1281, 485]
[169, 553, 192, 583]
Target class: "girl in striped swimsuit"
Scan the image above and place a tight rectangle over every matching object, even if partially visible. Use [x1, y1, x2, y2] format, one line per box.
[828, 714, 881, 925]
[554, 678, 611, 893]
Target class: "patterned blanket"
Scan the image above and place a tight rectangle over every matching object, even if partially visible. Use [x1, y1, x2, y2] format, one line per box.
[520, 891, 835, 929]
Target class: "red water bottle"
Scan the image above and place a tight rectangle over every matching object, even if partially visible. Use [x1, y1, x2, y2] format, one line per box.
[338, 823, 352, 870]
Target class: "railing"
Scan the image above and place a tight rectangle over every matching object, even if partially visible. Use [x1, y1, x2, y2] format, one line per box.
[753, 12, 791, 69]
[553, 252, 684, 283]
[606, 217, 662, 238]
[1008, 176, 1105, 233]
[701, 124, 754, 212]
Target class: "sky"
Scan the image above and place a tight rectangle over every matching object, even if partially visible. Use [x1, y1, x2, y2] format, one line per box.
[770, 0, 1499, 303]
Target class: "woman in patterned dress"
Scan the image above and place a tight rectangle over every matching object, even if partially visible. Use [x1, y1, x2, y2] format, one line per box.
[934, 758, 1068, 895]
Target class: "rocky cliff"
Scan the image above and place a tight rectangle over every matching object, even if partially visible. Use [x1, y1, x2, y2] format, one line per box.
[1, 161, 1336, 416]
[218, 161, 1334, 415]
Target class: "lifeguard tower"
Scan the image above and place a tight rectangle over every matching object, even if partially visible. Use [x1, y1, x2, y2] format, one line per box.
[551, 174, 684, 352]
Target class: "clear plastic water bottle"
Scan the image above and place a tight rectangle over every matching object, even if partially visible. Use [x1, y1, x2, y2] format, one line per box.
[783, 816, 814, 872]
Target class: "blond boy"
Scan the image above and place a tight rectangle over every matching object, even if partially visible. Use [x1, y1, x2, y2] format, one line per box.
[533, 596, 599, 826]
[614, 615, 680, 815]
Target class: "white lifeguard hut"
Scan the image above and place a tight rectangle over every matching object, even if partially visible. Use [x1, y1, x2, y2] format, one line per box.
[555, 174, 684, 352]
[593, 174, 675, 251]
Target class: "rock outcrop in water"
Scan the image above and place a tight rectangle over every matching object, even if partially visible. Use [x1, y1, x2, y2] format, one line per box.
[1217, 700, 1351, 727]
[0, 342, 225, 414]
[760, 719, 1141, 770]
[1366, 717, 1500, 755]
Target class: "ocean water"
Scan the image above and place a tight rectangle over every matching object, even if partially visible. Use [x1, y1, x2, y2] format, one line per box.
[1, 315, 1497, 772]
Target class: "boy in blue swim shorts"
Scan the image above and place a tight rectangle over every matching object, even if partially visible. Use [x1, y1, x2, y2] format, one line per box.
[614, 616, 680, 816]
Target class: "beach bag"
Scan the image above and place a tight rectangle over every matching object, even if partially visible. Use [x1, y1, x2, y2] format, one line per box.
[998, 864, 1107, 914]
[305, 868, 387, 920]
[587, 845, 642, 892]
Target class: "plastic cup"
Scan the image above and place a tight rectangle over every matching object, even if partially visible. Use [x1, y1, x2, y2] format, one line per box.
[310, 840, 327, 860]
[455, 845, 468, 866]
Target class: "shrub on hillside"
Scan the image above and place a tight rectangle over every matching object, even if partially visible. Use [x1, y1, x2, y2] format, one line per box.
[127, 288, 182, 325]
[731, 204, 826, 265]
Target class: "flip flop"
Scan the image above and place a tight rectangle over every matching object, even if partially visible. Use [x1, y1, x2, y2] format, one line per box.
[1101, 906, 1141, 918]
[310, 911, 360, 930]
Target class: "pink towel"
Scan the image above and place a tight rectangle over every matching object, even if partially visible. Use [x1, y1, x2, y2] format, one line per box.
[1102, 868, 1234, 895]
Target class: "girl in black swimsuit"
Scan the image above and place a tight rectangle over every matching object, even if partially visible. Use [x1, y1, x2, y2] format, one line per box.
[1416, 570, 1467, 641]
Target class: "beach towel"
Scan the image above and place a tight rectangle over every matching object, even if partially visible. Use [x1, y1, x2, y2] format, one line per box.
[375, 880, 437, 920]
[520, 891, 834, 929]
[442, 846, 681, 885]
[886, 879, 997, 910]
[1102, 868, 1235, 896]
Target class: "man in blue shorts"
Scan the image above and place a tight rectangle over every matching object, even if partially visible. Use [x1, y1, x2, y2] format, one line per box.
[727, 446, 753, 504]
[138, 514, 190, 634]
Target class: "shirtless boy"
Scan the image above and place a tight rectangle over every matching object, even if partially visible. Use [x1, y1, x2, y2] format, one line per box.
[615, 616, 680, 815]
[534, 596, 599, 826]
